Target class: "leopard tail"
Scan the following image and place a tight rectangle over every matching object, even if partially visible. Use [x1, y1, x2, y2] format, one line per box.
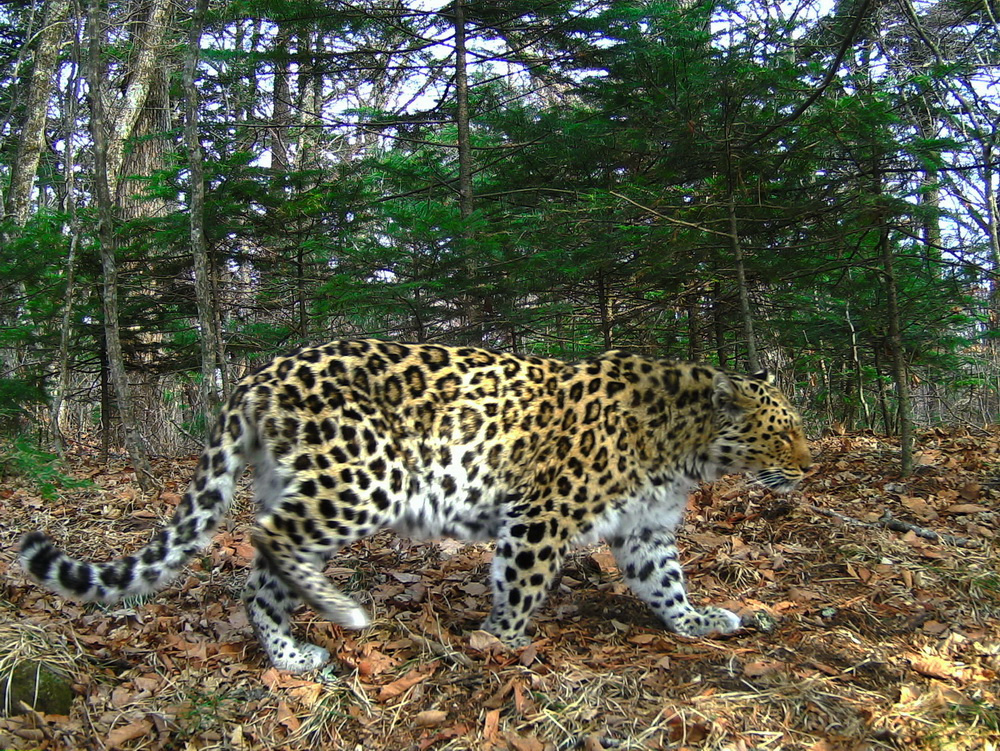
[19, 408, 247, 603]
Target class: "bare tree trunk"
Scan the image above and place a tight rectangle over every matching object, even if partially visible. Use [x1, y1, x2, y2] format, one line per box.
[984, 143, 1000, 411]
[270, 26, 292, 170]
[50, 13, 84, 456]
[3, 0, 70, 226]
[687, 291, 703, 361]
[99, 328, 111, 464]
[87, 0, 154, 490]
[879, 221, 914, 475]
[453, 0, 481, 343]
[51, 235, 78, 456]
[712, 282, 728, 369]
[728, 195, 759, 371]
[597, 271, 613, 349]
[104, 0, 172, 197]
[845, 301, 870, 428]
[454, 0, 473, 225]
[184, 0, 220, 423]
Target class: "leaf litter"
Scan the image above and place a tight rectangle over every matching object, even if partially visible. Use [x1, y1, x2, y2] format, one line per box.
[0, 427, 998, 749]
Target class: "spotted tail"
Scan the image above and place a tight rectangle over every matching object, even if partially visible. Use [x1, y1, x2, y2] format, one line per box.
[19, 414, 247, 603]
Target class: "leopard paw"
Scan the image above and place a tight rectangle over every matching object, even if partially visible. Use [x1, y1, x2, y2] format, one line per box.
[670, 606, 742, 637]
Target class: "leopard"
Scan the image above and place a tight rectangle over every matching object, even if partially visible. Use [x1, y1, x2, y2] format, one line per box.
[20, 339, 811, 673]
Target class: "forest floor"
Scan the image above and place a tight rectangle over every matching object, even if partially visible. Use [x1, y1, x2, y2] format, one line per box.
[1, 428, 999, 751]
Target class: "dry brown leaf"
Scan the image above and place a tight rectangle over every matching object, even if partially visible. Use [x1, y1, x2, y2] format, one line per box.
[787, 587, 823, 602]
[743, 660, 785, 677]
[908, 653, 964, 681]
[945, 503, 990, 514]
[901, 495, 936, 519]
[688, 531, 728, 548]
[589, 550, 618, 574]
[482, 708, 501, 746]
[377, 666, 436, 701]
[460, 582, 489, 596]
[958, 483, 981, 501]
[105, 718, 153, 749]
[414, 709, 448, 727]
[289, 682, 323, 708]
[358, 647, 398, 678]
[519, 643, 539, 666]
[628, 633, 658, 645]
[505, 732, 545, 751]
[469, 629, 505, 652]
[276, 700, 301, 732]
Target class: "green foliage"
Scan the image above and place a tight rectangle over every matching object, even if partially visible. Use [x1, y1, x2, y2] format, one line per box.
[0, 378, 46, 431]
[0, 437, 92, 501]
[0, 0, 997, 445]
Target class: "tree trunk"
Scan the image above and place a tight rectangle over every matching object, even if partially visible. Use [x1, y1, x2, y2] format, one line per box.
[50, 25, 85, 456]
[728, 195, 759, 371]
[3, 0, 70, 227]
[99, 328, 111, 464]
[454, 0, 473, 225]
[453, 0, 481, 343]
[879, 221, 913, 475]
[270, 27, 292, 170]
[712, 282, 728, 368]
[87, 0, 155, 490]
[183, 0, 220, 424]
[51, 233, 79, 456]
[104, 0, 173, 198]
[597, 271, 613, 349]
[687, 291, 702, 361]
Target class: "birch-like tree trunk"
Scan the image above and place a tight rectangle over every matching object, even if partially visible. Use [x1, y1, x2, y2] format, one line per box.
[2, 0, 70, 226]
[87, 0, 155, 490]
[104, 0, 172, 198]
[184, 0, 221, 423]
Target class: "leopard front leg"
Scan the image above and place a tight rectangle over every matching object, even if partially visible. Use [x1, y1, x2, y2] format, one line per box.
[482, 524, 567, 647]
[610, 527, 742, 637]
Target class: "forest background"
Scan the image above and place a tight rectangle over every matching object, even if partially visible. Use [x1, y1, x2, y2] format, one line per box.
[2, 0, 999, 474]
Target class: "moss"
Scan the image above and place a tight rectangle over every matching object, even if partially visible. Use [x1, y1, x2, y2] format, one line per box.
[0, 660, 75, 715]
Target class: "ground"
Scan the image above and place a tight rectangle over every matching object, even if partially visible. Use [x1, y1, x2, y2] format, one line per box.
[1, 428, 998, 750]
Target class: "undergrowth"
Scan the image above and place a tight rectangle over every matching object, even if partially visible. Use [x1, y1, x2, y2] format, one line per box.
[0, 436, 91, 500]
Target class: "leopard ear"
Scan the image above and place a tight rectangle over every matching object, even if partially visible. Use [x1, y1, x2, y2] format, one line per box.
[713, 373, 751, 419]
[751, 369, 774, 384]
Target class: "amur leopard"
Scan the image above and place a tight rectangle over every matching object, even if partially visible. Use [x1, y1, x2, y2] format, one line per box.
[21, 340, 811, 673]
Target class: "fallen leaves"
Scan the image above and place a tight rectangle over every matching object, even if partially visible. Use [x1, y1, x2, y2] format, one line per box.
[3, 429, 999, 750]
[376, 664, 437, 701]
[105, 718, 153, 748]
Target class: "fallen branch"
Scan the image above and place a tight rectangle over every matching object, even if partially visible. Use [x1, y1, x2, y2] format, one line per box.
[807, 505, 982, 549]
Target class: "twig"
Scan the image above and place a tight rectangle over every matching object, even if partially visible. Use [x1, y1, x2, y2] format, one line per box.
[807, 504, 982, 549]
[398, 624, 476, 669]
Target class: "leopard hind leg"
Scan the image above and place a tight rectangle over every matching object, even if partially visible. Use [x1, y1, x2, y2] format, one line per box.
[252, 521, 372, 632]
[251, 463, 391, 635]
[243, 552, 330, 673]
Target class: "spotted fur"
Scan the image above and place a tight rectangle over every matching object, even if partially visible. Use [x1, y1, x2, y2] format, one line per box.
[20, 340, 810, 673]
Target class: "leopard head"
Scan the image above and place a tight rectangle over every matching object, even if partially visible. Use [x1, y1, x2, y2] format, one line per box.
[709, 370, 811, 492]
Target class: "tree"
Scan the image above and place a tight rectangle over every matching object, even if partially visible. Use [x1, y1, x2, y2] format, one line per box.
[184, 0, 222, 424]
[87, 0, 154, 489]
